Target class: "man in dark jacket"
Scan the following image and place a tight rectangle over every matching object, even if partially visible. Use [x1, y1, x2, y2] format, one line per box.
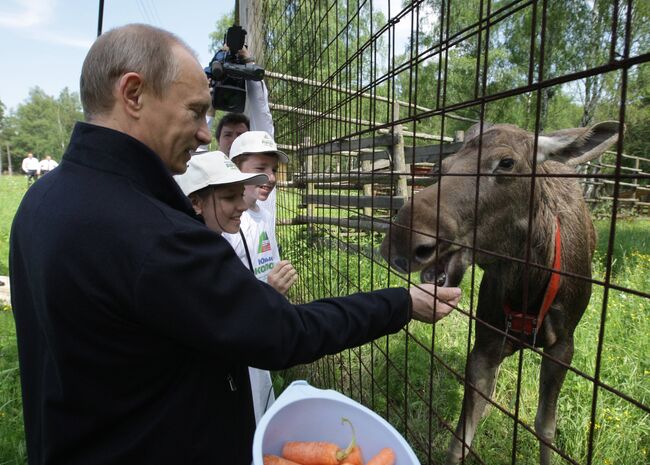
[10, 24, 461, 465]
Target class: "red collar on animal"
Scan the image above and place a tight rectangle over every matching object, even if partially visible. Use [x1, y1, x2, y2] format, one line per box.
[503, 216, 562, 338]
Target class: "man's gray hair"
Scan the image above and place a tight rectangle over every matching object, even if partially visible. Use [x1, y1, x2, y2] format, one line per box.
[80, 24, 197, 120]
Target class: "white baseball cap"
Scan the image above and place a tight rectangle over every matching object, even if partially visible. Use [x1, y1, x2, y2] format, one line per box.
[229, 131, 289, 163]
[174, 151, 269, 196]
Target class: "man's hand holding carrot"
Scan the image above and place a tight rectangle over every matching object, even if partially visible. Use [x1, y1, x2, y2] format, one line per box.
[409, 284, 461, 323]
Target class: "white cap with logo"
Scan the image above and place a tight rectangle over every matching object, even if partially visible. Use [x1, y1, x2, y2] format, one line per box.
[174, 151, 269, 196]
[229, 131, 289, 163]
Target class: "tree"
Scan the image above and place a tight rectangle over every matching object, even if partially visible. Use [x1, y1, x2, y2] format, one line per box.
[209, 10, 235, 54]
[1, 87, 83, 171]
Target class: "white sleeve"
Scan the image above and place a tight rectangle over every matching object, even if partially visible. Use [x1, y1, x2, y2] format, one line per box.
[245, 80, 274, 138]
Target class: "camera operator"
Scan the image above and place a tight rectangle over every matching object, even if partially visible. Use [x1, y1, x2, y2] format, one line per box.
[196, 45, 273, 150]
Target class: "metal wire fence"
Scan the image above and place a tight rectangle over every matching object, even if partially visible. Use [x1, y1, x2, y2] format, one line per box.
[242, 1, 649, 463]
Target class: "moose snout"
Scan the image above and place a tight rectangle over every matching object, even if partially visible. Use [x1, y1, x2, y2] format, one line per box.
[391, 256, 409, 273]
[414, 243, 436, 264]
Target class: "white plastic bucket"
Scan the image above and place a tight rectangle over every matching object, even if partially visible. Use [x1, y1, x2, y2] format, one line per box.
[252, 380, 420, 465]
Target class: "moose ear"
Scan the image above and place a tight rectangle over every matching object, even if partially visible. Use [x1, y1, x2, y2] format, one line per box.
[536, 121, 622, 166]
[464, 121, 495, 143]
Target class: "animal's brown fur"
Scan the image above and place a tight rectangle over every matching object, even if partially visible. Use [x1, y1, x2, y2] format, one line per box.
[380, 122, 619, 465]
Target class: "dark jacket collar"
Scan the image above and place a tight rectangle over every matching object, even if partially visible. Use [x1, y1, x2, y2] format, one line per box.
[64, 121, 196, 216]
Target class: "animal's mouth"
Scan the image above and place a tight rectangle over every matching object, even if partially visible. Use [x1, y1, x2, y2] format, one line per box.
[420, 250, 467, 287]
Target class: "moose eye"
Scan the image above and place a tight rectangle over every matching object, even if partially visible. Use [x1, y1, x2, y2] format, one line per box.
[498, 158, 514, 170]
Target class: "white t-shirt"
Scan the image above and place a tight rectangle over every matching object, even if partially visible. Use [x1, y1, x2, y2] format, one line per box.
[22, 157, 39, 172]
[223, 206, 280, 283]
[39, 159, 59, 171]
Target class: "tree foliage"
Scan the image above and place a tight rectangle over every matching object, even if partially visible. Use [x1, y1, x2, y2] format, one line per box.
[0, 87, 83, 172]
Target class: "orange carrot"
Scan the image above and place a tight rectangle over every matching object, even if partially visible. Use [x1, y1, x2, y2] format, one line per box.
[282, 417, 358, 465]
[340, 445, 364, 465]
[282, 442, 341, 465]
[264, 455, 303, 465]
[365, 448, 395, 465]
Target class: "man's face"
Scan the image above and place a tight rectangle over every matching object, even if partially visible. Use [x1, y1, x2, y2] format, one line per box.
[139, 46, 212, 174]
[218, 123, 249, 156]
[237, 153, 278, 201]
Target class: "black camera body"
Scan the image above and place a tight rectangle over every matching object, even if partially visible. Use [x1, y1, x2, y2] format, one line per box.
[205, 25, 265, 113]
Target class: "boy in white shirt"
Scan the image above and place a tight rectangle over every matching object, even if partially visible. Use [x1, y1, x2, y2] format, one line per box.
[223, 131, 297, 294]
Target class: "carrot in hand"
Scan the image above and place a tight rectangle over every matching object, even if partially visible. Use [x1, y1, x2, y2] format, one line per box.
[263, 455, 303, 465]
[282, 418, 358, 465]
[365, 448, 395, 465]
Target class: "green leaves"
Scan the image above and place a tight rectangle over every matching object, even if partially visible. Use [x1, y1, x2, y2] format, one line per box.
[0, 86, 83, 170]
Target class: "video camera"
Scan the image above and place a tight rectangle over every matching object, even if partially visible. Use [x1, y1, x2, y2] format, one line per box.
[205, 25, 265, 113]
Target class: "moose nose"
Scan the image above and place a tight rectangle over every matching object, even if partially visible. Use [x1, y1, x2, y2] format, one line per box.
[392, 256, 409, 273]
[414, 244, 436, 264]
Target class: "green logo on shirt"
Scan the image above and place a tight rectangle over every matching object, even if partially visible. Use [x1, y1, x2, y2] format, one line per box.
[258, 231, 271, 254]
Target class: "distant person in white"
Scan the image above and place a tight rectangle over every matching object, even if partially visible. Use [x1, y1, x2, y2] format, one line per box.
[22, 152, 40, 185]
[39, 155, 59, 175]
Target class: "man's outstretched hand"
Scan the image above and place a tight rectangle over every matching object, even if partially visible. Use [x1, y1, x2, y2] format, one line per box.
[409, 284, 461, 323]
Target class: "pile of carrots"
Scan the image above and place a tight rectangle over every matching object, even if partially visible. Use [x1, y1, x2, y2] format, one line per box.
[263, 418, 397, 465]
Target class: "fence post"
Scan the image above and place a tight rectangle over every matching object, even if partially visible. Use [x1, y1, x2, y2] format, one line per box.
[361, 154, 373, 218]
[392, 101, 408, 202]
[304, 137, 314, 221]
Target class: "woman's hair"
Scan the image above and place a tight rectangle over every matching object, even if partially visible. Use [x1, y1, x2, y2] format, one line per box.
[80, 24, 195, 120]
[188, 186, 213, 203]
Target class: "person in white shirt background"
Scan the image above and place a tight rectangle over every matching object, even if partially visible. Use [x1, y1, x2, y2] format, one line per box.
[39, 155, 59, 176]
[21, 152, 40, 185]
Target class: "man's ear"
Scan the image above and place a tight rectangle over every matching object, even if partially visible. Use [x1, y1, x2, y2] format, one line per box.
[116, 72, 145, 118]
[189, 194, 203, 215]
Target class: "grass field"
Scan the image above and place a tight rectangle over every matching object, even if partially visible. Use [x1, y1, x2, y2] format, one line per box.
[0, 177, 648, 464]
[0, 176, 29, 464]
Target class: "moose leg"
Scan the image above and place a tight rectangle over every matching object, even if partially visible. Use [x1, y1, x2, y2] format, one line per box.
[535, 339, 574, 465]
[446, 341, 510, 464]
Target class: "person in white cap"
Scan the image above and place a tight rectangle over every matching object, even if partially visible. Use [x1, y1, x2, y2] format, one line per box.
[174, 151, 267, 234]
[222, 132, 298, 422]
[225, 130, 296, 289]
[225, 131, 297, 294]
[174, 150, 280, 425]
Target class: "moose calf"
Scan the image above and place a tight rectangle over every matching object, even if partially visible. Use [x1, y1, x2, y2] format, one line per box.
[381, 121, 620, 465]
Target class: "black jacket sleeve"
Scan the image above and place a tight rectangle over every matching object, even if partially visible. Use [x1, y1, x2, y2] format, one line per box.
[134, 226, 411, 370]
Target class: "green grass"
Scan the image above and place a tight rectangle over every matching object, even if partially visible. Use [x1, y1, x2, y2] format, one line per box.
[0, 176, 27, 276]
[277, 218, 650, 465]
[0, 304, 25, 465]
[0, 176, 27, 464]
